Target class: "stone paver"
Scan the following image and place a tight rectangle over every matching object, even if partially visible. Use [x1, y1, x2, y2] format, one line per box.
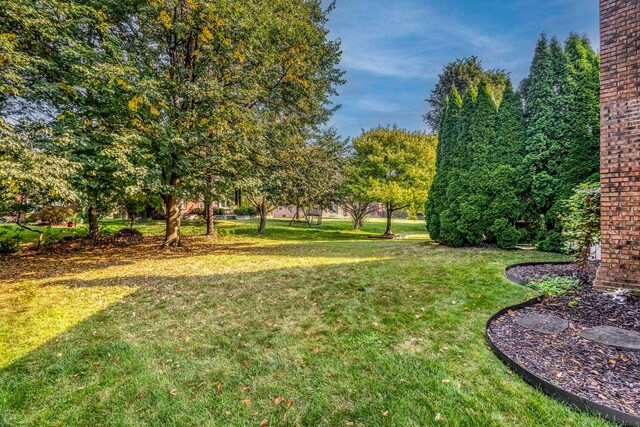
[579, 325, 640, 350]
[514, 313, 568, 335]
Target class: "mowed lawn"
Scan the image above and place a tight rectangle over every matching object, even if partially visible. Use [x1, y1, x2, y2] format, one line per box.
[0, 219, 611, 426]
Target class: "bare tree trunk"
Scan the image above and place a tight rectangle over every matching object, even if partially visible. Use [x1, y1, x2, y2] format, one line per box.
[384, 203, 393, 235]
[16, 213, 43, 249]
[88, 206, 100, 240]
[204, 195, 214, 237]
[258, 196, 267, 234]
[353, 216, 363, 230]
[163, 194, 181, 247]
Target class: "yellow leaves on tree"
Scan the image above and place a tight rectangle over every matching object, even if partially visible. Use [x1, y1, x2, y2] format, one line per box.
[158, 10, 172, 29]
[128, 96, 144, 112]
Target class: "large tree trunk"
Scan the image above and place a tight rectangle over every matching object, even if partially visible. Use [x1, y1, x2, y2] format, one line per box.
[88, 206, 99, 240]
[204, 195, 215, 237]
[353, 216, 363, 231]
[163, 194, 181, 247]
[384, 204, 393, 235]
[258, 197, 267, 234]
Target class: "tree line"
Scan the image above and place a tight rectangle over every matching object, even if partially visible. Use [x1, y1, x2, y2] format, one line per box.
[1, 0, 347, 246]
[426, 34, 600, 250]
[1, 0, 439, 246]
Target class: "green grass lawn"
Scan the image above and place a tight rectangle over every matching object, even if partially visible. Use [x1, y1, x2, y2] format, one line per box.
[0, 218, 611, 426]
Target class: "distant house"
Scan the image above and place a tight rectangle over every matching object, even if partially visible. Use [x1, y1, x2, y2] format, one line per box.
[181, 197, 235, 216]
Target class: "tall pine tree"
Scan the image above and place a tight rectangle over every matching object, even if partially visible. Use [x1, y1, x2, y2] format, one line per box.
[425, 87, 461, 241]
[560, 34, 600, 188]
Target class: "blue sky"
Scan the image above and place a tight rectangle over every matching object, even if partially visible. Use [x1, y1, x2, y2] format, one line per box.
[324, 0, 599, 138]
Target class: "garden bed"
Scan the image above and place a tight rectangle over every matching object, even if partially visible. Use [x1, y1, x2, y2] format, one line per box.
[506, 261, 599, 286]
[488, 262, 640, 425]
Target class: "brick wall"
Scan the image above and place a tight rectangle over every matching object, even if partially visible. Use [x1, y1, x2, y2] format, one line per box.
[595, 0, 640, 291]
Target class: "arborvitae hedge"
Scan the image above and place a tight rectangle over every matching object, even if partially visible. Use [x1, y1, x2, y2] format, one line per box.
[425, 34, 599, 250]
[425, 87, 462, 242]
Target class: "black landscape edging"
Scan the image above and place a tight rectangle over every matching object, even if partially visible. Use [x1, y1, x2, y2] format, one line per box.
[485, 262, 640, 427]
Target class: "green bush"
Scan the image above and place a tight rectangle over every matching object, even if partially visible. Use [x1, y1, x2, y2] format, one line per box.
[536, 231, 566, 253]
[0, 229, 20, 254]
[491, 218, 520, 249]
[212, 207, 225, 216]
[233, 206, 257, 216]
[531, 276, 579, 297]
[439, 209, 465, 247]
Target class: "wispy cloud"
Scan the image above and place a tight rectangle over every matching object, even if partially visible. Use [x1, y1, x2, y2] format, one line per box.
[325, 0, 599, 137]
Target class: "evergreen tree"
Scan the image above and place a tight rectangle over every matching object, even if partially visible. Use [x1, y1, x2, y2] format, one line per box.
[427, 33, 599, 250]
[424, 56, 508, 132]
[438, 86, 476, 246]
[560, 34, 600, 188]
[457, 81, 497, 245]
[523, 35, 561, 233]
[487, 81, 527, 247]
[493, 82, 526, 170]
[425, 87, 461, 240]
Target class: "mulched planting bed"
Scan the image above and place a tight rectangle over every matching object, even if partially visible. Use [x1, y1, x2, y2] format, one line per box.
[507, 261, 599, 285]
[488, 263, 640, 417]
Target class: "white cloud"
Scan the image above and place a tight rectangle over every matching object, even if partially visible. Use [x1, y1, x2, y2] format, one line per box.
[355, 98, 402, 113]
[329, 0, 510, 79]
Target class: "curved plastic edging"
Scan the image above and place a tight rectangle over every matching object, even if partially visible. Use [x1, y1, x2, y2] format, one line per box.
[486, 263, 640, 427]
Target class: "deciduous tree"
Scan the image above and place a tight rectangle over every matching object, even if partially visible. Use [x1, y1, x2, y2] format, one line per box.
[352, 127, 437, 236]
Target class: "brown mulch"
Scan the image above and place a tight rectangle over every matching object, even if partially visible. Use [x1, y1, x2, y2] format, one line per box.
[488, 263, 640, 416]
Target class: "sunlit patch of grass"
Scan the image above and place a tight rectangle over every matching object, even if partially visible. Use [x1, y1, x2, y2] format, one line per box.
[0, 282, 135, 368]
[0, 219, 612, 426]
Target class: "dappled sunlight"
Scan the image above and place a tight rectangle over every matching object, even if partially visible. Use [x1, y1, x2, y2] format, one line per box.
[36, 253, 390, 288]
[0, 237, 392, 369]
[0, 220, 583, 426]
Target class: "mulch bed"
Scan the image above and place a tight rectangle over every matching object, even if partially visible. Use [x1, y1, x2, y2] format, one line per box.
[507, 262, 599, 286]
[488, 263, 640, 416]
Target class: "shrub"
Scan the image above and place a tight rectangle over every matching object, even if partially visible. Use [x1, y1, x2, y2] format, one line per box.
[560, 183, 600, 265]
[0, 228, 20, 254]
[536, 231, 566, 253]
[233, 206, 257, 216]
[491, 218, 520, 249]
[457, 201, 483, 245]
[32, 206, 75, 224]
[531, 276, 579, 297]
[212, 207, 225, 216]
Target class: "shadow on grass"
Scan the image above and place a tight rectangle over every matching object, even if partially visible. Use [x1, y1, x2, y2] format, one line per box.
[0, 253, 547, 426]
[0, 235, 597, 427]
[0, 232, 433, 284]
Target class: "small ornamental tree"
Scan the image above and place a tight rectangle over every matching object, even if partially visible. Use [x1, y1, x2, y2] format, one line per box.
[560, 183, 600, 266]
[352, 127, 437, 236]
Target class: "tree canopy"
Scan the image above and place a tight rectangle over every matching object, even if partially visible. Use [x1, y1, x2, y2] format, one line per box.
[352, 126, 437, 236]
